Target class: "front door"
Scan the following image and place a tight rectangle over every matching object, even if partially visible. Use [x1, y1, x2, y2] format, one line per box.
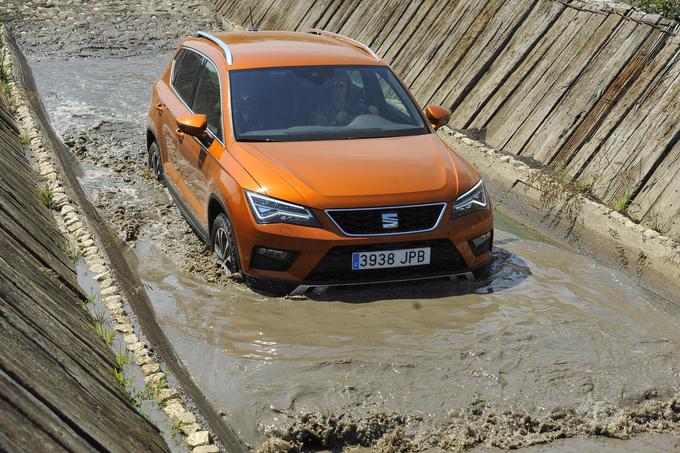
[176, 57, 224, 228]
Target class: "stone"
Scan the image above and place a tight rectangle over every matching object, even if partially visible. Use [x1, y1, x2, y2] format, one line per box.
[123, 334, 138, 344]
[186, 431, 209, 448]
[157, 388, 178, 402]
[177, 411, 196, 425]
[163, 399, 184, 418]
[192, 445, 219, 453]
[94, 271, 111, 282]
[80, 239, 95, 248]
[110, 307, 126, 317]
[66, 221, 83, 232]
[115, 323, 133, 334]
[144, 372, 165, 384]
[103, 295, 122, 305]
[141, 362, 161, 376]
[90, 263, 107, 275]
[83, 246, 99, 256]
[100, 286, 118, 298]
[128, 341, 146, 353]
[100, 279, 115, 290]
[181, 423, 200, 436]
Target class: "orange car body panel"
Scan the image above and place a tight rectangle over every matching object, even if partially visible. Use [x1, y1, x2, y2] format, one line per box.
[147, 31, 493, 285]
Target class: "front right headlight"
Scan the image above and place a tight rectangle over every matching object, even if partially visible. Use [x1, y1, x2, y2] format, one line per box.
[245, 190, 321, 227]
[451, 179, 488, 218]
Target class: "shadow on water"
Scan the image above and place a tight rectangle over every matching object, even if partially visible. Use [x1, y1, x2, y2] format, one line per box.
[306, 245, 531, 303]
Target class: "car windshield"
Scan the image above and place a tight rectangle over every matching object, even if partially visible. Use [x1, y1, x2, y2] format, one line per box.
[229, 65, 430, 142]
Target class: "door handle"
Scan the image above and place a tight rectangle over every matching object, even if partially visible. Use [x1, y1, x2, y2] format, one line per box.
[175, 128, 185, 142]
[155, 103, 165, 114]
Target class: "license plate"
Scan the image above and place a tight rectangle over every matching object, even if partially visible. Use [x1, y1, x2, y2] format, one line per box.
[351, 247, 431, 270]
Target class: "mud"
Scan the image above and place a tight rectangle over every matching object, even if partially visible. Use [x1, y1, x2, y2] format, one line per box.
[8, 0, 680, 451]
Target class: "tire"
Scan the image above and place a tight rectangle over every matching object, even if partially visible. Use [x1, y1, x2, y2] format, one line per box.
[148, 141, 163, 182]
[211, 213, 240, 277]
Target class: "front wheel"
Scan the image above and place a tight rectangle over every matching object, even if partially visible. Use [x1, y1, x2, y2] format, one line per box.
[148, 141, 163, 182]
[212, 213, 240, 277]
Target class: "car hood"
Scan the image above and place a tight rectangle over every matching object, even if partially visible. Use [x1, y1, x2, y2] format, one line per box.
[230, 134, 479, 208]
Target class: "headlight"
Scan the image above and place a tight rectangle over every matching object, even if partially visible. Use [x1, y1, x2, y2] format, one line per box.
[451, 179, 488, 218]
[245, 190, 320, 227]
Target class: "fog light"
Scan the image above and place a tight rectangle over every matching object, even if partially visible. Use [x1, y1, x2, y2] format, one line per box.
[469, 231, 493, 256]
[251, 246, 299, 271]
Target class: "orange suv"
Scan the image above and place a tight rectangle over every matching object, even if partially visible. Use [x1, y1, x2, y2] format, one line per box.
[146, 30, 493, 295]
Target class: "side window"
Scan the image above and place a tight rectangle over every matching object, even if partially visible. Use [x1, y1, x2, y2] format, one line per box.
[192, 60, 222, 141]
[376, 73, 409, 116]
[172, 49, 204, 107]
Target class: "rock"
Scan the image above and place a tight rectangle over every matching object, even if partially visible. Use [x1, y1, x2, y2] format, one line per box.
[181, 422, 200, 435]
[186, 431, 209, 447]
[192, 445, 219, 453]
[127, 341, 146, 353]
[163, 399, 184, 418]
[100, 286, 118, 298]
[144, 372, 165, 384]
[157, 388, 178, 402]
[141, 362, 161, 376]
[114, 323, 133, 334]
[177, 411, 196, 425]
[123, 334, 138, 344]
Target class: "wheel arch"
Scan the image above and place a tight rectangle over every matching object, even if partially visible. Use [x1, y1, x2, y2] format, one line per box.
[207, 194, 229, 240]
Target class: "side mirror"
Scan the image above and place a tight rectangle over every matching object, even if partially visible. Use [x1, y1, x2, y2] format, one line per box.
[176, 113, 208, 138]
[425, 105, 452, 131]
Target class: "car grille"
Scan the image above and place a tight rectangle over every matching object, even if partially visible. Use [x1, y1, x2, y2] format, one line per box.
[303, 239, 467, 285]
[326, 203, 446, 236]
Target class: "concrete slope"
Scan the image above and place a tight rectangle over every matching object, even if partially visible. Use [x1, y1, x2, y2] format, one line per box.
[0, 96, 169, 451]
[214, 0, 680, 241]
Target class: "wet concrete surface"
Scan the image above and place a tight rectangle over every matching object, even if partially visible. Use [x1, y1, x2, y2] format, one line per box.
[25, 54, 680, 451]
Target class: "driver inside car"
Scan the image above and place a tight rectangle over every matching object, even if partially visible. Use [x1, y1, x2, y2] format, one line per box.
[313, 74, 378, 126]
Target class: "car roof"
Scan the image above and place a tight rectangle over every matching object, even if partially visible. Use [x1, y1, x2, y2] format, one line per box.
[187, 31, 384, 70]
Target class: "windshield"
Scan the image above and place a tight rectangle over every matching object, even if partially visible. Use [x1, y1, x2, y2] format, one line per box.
[229, 65, 430, 142]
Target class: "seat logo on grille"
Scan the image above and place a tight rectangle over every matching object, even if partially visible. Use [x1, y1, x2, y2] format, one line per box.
[381, 212, 399, 229]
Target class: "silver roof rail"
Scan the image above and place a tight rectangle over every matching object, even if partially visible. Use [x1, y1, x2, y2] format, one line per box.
[195, 31, 233, 65]
[307, 29, 381, 62]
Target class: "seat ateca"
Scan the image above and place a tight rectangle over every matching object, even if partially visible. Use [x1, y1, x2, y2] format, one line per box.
[146, 30, 493, 294]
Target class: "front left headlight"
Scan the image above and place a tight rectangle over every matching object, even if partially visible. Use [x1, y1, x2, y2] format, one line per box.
[451, 179, 489, 218]
[245, 190, 321, 227]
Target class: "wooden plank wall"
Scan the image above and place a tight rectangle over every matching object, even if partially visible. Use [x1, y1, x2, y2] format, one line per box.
[215, 0, 680, 240]
[0, 99, 168, 451]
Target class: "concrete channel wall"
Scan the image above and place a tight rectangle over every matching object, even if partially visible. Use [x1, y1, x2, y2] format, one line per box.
[214, 0, 680, 241]
[0, 96, 168, 450]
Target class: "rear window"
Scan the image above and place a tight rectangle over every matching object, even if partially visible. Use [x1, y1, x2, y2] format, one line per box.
[172, 49, 204, 106]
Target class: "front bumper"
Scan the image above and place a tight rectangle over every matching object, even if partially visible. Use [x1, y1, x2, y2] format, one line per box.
[232, 202, 493, 288]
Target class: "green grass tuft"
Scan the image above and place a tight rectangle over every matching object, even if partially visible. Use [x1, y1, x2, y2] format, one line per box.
[629, 0, 680, 21]
[37, 185, 54, 209]
[611, 190, 634, 214]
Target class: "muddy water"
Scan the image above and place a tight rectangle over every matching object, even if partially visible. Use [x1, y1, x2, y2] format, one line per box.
[31, 58, 680, 451]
